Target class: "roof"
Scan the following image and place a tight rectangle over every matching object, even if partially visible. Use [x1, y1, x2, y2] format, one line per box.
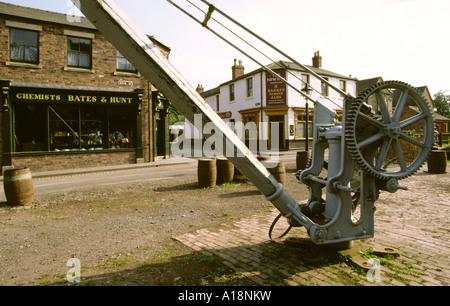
[433, 112, 450, 121]
[408, 105, 450, 121]
[0, 2, 171, 52]
[0, 2, 95, 29]
[266, 61, 355, 80]
[200, 87, 220, 98]
[356, 77, 383, 95]
[220, 60, 356, 87]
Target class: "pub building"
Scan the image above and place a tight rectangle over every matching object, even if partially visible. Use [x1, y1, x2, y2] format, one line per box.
[0, 2, 172, 173]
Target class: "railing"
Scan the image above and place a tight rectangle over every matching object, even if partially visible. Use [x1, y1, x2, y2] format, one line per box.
[434, 132, 450, 147]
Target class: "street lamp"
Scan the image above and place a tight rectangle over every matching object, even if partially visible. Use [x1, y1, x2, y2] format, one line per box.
[302, 84, 313, 152]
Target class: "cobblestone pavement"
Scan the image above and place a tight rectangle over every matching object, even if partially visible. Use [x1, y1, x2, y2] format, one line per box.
[175, 164, 450, 286]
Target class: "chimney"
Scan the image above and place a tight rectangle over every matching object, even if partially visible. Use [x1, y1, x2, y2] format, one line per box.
[232, 59, 245, 79]
[312, 51, 322, 68]
[196, 84, 204, 93]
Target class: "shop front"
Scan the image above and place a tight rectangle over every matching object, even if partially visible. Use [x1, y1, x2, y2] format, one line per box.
[1, 80, 144, 172]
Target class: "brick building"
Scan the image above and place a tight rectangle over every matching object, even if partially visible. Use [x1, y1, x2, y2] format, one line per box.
[0, 3, 172, 172]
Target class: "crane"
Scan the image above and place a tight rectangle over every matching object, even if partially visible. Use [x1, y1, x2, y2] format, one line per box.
[72, 0, 434, 247]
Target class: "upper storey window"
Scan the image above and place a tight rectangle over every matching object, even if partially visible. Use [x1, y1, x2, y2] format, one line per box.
[9, 28, 39, 64]
[116, 50, 136, 73]
[67, 36, 92, 69]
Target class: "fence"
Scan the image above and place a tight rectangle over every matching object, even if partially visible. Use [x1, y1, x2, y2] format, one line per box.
[435, 132, 450, 147]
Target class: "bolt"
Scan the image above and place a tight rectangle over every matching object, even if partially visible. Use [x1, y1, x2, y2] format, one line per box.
[334, 230, 342, 239]
[316, 229, 326, 239]
[359, 228, 367, 236]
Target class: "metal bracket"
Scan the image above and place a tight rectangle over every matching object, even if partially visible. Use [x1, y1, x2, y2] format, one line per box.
[202, 4, 215, 27]
[339, 240, 400, 270]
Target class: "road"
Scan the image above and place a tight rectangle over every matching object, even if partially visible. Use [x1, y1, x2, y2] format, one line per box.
[0, 153, 297, 201]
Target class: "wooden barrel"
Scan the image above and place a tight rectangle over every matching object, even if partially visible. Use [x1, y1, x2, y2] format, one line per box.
[296, 150, 310, 171]
[234, 155, 268, 182]
[216, 158, 234, 185]
[233, 167, 246, 181]
[198, 159, 217, 188]
[427, 150, 447, 174]
[269, 162, 286, 186]
[257, 155, 269, 167]
[3, 167, 34, 206]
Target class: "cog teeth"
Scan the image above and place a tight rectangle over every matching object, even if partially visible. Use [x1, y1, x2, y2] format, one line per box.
[345, 81, 434, 181]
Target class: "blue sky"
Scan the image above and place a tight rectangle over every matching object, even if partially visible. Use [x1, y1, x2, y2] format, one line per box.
[2, 0, 449, 97]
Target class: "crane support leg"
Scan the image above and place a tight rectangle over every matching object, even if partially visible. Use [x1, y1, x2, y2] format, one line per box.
[73, 0, 315, 231]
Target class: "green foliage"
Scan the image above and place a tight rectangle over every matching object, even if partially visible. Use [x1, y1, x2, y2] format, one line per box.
[169, 105, 185, 125]
[433, 91, 450, 118]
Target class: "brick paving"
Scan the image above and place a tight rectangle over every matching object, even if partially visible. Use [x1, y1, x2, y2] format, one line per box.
[175, 164, 450, 286]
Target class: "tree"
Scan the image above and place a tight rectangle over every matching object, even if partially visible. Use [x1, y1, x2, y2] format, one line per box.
[168, 105, 185, 125]
[433, 91, 450, 118]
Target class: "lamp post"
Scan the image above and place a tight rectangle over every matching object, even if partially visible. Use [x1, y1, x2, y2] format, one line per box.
[302, 84, 313, 152]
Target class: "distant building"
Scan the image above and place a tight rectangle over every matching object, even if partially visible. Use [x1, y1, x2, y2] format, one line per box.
[200, 52, 357, 150]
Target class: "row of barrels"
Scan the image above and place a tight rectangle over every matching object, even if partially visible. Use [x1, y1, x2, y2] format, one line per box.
[198, 149, 448, 188]
[198, 157, 287, 188]
[1, 150, 446, 206]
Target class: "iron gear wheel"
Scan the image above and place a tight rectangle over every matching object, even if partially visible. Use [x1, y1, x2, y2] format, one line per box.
[345, 81, 434, 180]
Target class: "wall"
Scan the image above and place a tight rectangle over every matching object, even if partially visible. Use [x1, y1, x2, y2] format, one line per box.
[12, 151, 136, 173]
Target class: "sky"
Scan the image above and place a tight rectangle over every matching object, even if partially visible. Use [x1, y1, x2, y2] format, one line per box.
[2, 0, 450, 97]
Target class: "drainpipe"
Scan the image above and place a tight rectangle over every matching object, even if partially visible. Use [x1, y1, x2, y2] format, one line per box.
[260, 70, 264, 153]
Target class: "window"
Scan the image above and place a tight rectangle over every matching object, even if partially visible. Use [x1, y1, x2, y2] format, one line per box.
[340, 80, 347, 97]
[14, 104, 136, 153]
[229, 84, 235, 102]
[116, 50, 136, 73]
[321, 78, 329, 97]
[67, 36, 92, 69]
[216, 95, 220, 112]
[14, 104, 46, 152]
[109, 107, 136, 149]
[296, 110, 314, 139]
[247, 78, 253, 97]
[302, 74, 310, 87]
[9, 28, 39, 64]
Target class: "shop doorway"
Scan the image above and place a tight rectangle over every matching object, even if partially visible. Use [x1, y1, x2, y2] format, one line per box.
[239, 109, 260, 151]
[152, 92, 169, 159]
[269, 115, 285, 150]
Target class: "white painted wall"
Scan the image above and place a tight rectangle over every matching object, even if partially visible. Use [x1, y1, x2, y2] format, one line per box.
[201, 64, 357, 143]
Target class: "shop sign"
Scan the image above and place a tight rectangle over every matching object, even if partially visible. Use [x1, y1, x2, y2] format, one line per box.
[266, 70, 287, 106]
[11, 88, 137, 105]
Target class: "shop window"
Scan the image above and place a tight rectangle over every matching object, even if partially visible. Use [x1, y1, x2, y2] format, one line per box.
[296, 113, 314, 139]
[48, 105, 136, 151]
[9, 28, 39, 64]
[49, 105, 83, 151]
[109, 107, 136, 149]
[335, 110, 344, 123]
[67, 36, 92, 69]
[81, 107, 107, 150]
[116, 50, 137, 73]
[14, 104, 136, 153]
[14, 103, 46, 152]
